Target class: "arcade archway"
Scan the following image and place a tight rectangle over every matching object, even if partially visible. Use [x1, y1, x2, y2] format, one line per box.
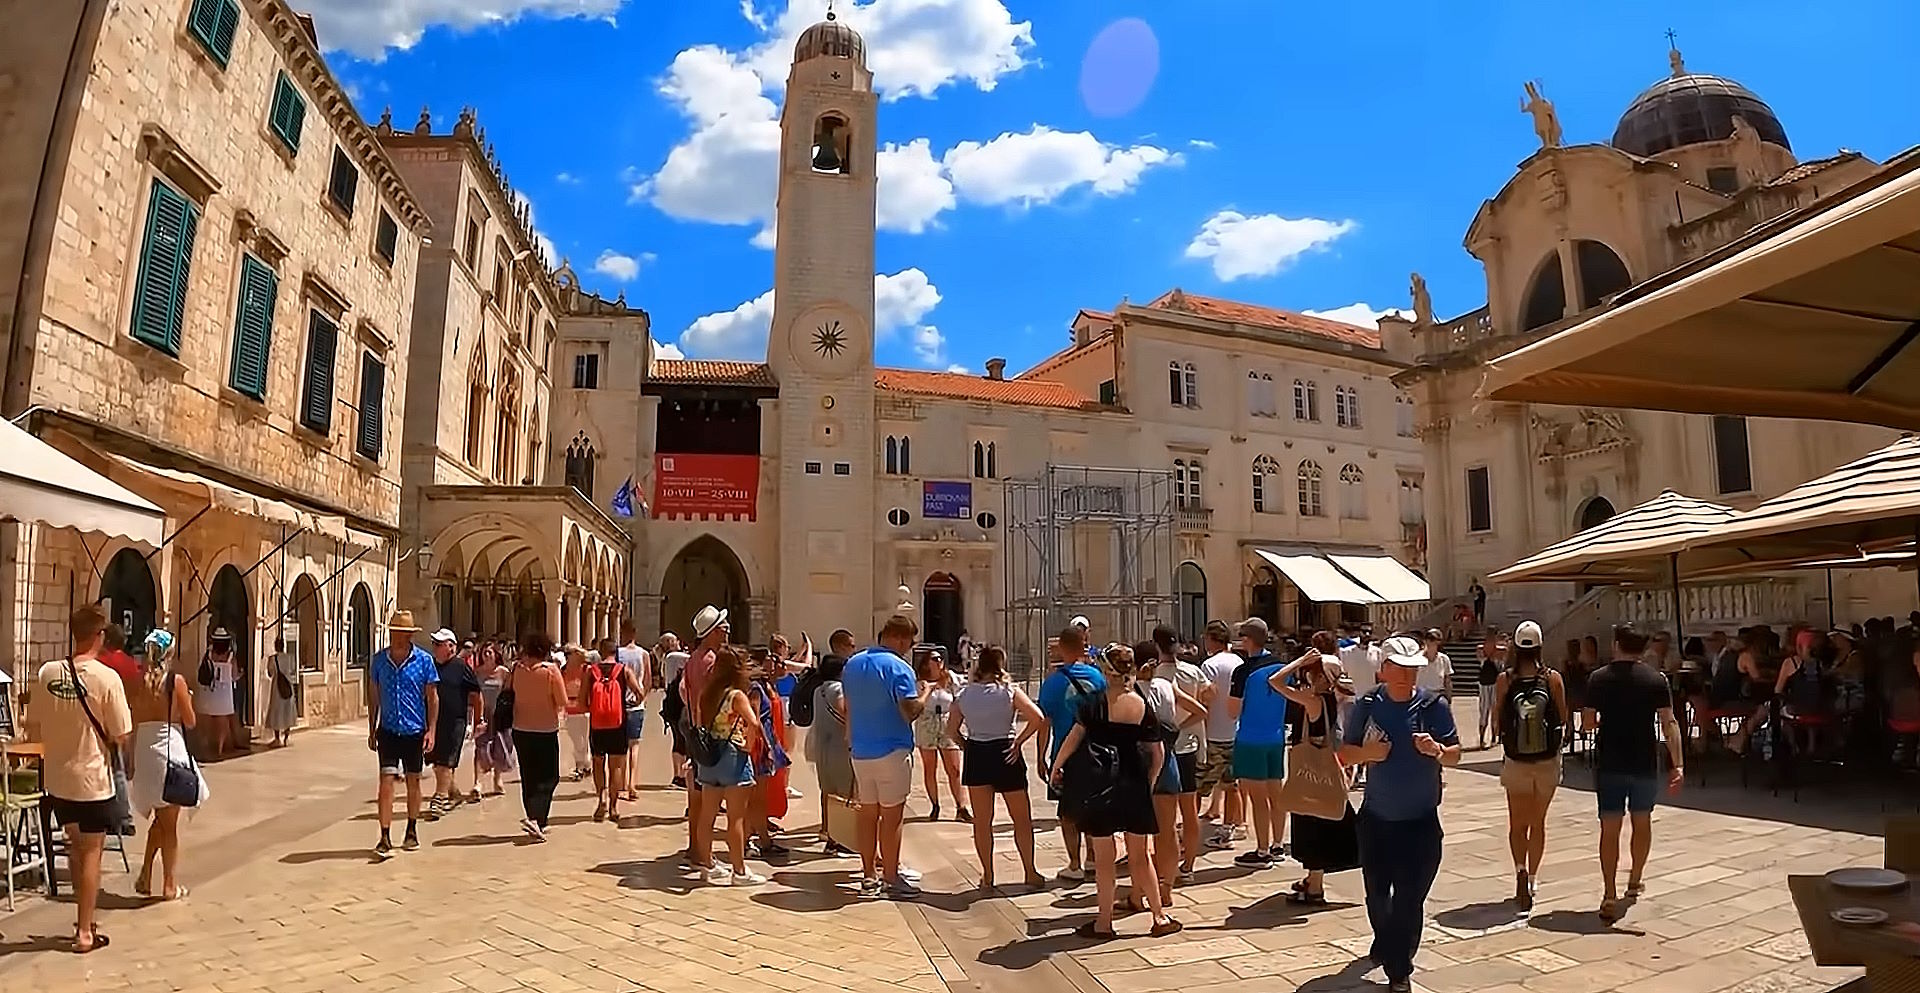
[209, 565, 252, 724]
[923, 572, 963, 659]
[347, 582, 374, 671]
[289, 574, 322, 673]
[1175, 561, 1206, 641]
[99, 548, 157, 652]
[661, 536, 749, 645]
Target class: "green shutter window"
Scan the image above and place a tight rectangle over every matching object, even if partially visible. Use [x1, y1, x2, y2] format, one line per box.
[268, 72, 305, 155]
[187, 0, 241, 68]
[130, 178, 200, 355]
[299, 311, 337, 434]
[228, 255, 278, 400]
[356, 352, 385, 461]
[374, 210, 398, 264]
[327, 148, 358, 216]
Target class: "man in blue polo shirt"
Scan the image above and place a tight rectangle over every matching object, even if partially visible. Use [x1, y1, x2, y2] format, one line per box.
[842, 614, 932, 898]
[367, 610, 439, 860]
[1037, 621, 1106, 882]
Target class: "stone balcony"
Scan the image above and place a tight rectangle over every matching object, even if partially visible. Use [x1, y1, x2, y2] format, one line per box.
[1177, 506, 1212, 534]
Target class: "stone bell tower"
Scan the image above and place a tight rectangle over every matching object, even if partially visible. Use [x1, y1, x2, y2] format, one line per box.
[768, 10, 882, 635]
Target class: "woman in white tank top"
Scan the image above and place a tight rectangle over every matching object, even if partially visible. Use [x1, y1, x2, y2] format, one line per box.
[945, 646, 1049, 889]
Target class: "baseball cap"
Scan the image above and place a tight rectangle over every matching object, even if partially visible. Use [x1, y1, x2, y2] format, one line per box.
[1380, 635, 1428, 667]
[1069, 615, 1090, 631]
[429, 628, 457, 644]
[1513, 620, 1543, 650]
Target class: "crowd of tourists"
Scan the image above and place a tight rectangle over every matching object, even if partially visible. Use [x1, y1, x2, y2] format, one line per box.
[25, 600, 1726, 992]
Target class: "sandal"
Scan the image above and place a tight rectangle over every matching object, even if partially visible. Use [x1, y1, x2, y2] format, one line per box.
[134, 877, 151, 897]
[163, 885, 188, 901]
[1286, 889, 1327, 905]
[1625, 879, 1645, 898]
[1150, 917, 1184, 937]
[1074, 921, 1117, 940]
[1599, 898, 1620, 923]
[73, 929, 110, 954]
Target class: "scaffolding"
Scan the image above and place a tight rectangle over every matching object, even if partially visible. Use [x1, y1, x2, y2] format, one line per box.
[1002, 464, 1178, 679]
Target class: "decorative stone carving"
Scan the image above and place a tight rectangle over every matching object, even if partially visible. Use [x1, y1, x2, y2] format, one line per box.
[1409, 272, 1434, 326]
[1521, 80, 1563, 149]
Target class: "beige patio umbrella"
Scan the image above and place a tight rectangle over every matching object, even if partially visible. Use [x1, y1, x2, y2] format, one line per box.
[1481, 146, 1920, 431]
[1489, 490, 1739, 585]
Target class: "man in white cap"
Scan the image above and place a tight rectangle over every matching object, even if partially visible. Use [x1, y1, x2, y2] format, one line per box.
[367, 610, 439, 858]
[1339, 634, 1461, 993]
[682, 604, 730, 883]
[424, 628, 482, 820]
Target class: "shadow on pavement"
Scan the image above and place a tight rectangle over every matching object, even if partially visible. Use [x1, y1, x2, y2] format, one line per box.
[588, 852, 697, 896]
[0, 933, 80, 956]
[976, 911, 1113, 970]
[1219, 890, 1356, 928]
[1293, 957, 1380, 992]
[430, 833, 528, 848]
[1434, 899, 1524, 930]
[1528, 908, 1644, 936]
[278, 848, 380, 865]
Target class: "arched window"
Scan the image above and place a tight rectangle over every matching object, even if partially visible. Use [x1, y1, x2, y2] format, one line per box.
[1395, 394, 1415, 437]
[971, 440, 997, 479]
[811, 113, 852, 176]
[1168, 361, 1183, 406]
[1173, 458, 1203, 510]
[564, 433, 596, 498]
[1246, 371, 1262, 416]
[463, 345, 489, 469]
[1251, 455, 1281, 514]
[1339, 463, 1365, 519]
[527, 402, 543, 485]
[1293, 380, 1319, 421]
[1335, 386, 1361, 428]
[1261, 373, 1275, 416]
[494, 367, 521, 484]
[1399, 476, 1425, 525]
[1297, 460, 1324, 517]
[885, 435, 912, 475]
[1182, 363, 1197, 407]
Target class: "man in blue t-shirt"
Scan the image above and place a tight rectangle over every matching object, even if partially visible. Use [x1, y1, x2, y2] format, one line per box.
[367, 610, 439, 859]
[1340, 635, 1461, 993]
[1228, 618, 1288, 867]
[841, 614, 932, 896]
[1036, 623, 1106, 881]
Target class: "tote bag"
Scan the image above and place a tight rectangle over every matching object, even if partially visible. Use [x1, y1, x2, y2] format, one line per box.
[1279, 725, 1349, 821]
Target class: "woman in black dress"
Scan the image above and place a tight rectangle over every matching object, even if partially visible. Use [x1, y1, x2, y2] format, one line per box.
[1275, 634, 1359, 904]
[1050, 644, 1181, 938]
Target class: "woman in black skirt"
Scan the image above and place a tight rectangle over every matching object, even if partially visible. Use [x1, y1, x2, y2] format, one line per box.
[1050, 644, 1181, 938]
[1276, 633, 1359, 904]
[946, 646, 1048, 889]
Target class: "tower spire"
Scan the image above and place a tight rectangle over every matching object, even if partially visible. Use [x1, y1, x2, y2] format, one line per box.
[1665, 28, 1685, 77]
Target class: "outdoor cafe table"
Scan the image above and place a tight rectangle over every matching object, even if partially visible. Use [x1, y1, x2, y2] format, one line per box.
[1789, 872, 1920, 990]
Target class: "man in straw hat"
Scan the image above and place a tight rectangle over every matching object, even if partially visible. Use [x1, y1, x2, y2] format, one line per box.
[368, 610, 439, 859]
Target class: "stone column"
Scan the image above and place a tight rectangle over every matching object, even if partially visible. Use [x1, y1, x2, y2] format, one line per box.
[542, 580, 564, 641]
[1557, 240, 1580, 318]
[635, 594, 664, 643]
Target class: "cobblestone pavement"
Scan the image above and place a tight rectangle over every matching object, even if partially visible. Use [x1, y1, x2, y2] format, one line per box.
[0, 701, 1882, 993]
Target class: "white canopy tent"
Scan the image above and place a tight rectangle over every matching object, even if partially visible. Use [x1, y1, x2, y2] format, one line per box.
[0, 415, 163, 546]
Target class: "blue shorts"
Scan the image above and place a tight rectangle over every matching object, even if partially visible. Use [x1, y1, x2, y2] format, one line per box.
[624, 708, 645, 741]
[1232, 741, 1287, 782]
[694, 741, 755, 789]
[1595, 772, 1660, 816]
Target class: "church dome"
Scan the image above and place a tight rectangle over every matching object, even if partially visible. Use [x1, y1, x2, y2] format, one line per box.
[1611, 71, 1791, 158]
[794, 12, 864, 64]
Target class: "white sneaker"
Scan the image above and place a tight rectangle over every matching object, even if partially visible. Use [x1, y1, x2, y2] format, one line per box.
[898, 865, 923, 883]
[786, 786, 803, 798]
[705, 865, 734, 885]
[1056, 866, 1086, 883]
[1230, 824, 1249, 841]
[732, 870, 769, 887]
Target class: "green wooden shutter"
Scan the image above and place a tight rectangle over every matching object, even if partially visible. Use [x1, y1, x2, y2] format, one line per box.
[300, 312, 337, 434]
[375, 211, 398, 264]
[327, 149, 358, 215]
[356, 352, 385, 461]
[269, 72, 305, 154]
[229, 255, 277, 400]
[130, 179, 199, 355]
[188, 0, 240, 68]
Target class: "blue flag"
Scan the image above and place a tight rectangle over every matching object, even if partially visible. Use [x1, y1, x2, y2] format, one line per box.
[611, 477, 635, 518]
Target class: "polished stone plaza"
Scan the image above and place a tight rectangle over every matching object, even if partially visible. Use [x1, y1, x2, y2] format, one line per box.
[0, 702, 1876, 993]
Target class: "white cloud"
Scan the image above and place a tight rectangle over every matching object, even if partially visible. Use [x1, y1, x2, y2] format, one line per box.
[743, 0, 1034, 103]
[738, 0, 768, 30]
[651, 339, 685, 360]
[555, 171, 582, 185]
[942, 126, 1181, 207]
[945, 363, 971, 374]
[1183, 211, 1356, 282]
[592, 250, 646, 282]
[1188, 139, 1217, 150]
[301, 0, 625, 59]
[911, 325, 948, 365]
[1303, 303, 1407, 329]
[675, 267, 942, 359]
[877, 139, 956, 235]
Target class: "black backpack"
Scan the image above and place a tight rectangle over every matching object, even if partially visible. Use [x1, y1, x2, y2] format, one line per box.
[661, 672, 685, 727]
[490, 662, 517, 732]
[789, 667, 824, 727]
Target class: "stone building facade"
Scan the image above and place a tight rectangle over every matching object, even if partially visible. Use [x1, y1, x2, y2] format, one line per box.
[1396, 49, 1906, 637]
[0, 0, 428, 732]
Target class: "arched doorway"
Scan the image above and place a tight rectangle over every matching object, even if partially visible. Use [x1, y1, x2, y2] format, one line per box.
[1249, 566, 1280, 636]
[1175, 562, 1206, 641]
[923, 572, 963, 659]
[99, 548, 157, 655]
[661, 536, 750, 645]
[1577, 496, 1618, 532]
[289, 574, 321, 674]
[347, 583, 374, 671]
[209, 565, 253, 725]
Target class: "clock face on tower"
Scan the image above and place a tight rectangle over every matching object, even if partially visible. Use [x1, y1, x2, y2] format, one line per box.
[811, 320, 847, 358]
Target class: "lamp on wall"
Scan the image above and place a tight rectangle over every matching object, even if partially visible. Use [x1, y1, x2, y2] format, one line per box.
[895, 583, 914, 614]
[415, 545, 435, 576]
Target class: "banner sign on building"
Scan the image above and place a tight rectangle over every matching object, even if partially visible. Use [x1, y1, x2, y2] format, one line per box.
[922, 480, 972, 520]
[653, 454, 759, 521]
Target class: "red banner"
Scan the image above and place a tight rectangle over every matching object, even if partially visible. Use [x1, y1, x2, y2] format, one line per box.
[652, 453, 759, 521]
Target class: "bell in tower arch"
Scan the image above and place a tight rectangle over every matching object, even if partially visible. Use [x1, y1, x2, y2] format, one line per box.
[810, 113, 850, 175]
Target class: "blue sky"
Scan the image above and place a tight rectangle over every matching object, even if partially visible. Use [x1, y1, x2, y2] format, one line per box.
[314, 0, 1920, 373]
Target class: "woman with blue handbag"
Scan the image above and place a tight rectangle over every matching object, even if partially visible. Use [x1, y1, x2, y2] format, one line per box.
[128, 629, 207, 901]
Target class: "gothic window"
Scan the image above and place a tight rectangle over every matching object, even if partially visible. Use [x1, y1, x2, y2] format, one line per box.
[1167, 362, 1182, 406]
[1183, 363, 1198, 407]
[1396, 394, 1415, 437]
[1251, 455, 1281, 513]
[1246, 371, 1261, 416]
[564, 433, 595, 498]
[527, 403, 543, 485]
[1297, 460, 1324, 517]
[885, 435, 912, 475]
[494, 367, 521, 484]
[1261, 373, 1276, 416]
[1293, 379, 1319, 422]
[1399, 477, 1425, 525]
[1335, 386, 1361, 428]
[1339, 463, 1366, 519]
[463, 346, 488, 468]
[972, 440, 997, 479]
[811, 113, 852, 176]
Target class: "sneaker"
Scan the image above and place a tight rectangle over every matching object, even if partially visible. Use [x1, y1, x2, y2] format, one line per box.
[732, 870, 769, 887]
[1269, 844, 1289, 861]
[858, 876, 885, 897]
[889, 876, 923, 898]
[786, 786, 803, 799]
[1230, 824, 1248, 841]
[1056, 866, 1086, 883]
[1205, 832, 1233, 851]
[373, 838, 394, 860]
[705, 864, 734, 885]
[899, 865, 923, 883]
[1387, 979, 1412, 993]
[402, 833, 420, 853]
[1233, 850, 1273, 868]
[1177, 868, 1197, 885]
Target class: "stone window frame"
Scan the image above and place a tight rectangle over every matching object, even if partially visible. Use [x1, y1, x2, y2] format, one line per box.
[118, 126, 222, 366]
[219, 210, 290, 411]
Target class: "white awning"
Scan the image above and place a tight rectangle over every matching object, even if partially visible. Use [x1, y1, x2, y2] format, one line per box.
[0, 417, 164, 545]
[1327, 553, 1431, 603]
[102, 452, 348, 541]
[1254, 549, 1381, 604]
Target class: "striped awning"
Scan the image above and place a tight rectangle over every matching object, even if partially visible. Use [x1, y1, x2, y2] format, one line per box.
[1489, 490, 1738, 584]
[1685, 434, 1920, 565]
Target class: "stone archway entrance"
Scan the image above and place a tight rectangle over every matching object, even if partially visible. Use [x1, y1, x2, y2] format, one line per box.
[661, 536, 749, 645]
[348, 583, 374, 671]
[99, 547, 157, 653]
[923, 572, 963, 659]
[209, 565, 253, 725]
[1175, 561, 1206, 641]
[1577, 495, 1618, 532]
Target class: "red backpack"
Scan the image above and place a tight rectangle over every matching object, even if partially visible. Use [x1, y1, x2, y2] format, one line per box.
[588, 662, 624, 731]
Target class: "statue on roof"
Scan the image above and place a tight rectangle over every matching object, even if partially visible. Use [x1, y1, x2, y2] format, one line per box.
[1666, 29, 1686, 76]
[1521, 80, 1562, 149]
[1409, 272, 1434, 326]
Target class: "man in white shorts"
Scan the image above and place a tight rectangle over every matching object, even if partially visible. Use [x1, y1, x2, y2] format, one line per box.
[841, 614, 933, 898]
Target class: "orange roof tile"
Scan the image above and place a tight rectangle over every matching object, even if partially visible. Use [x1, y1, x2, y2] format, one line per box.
[875, 368, 1093, 410]
[1146, 289, 1383, 349]
[648, 359, 778, 387]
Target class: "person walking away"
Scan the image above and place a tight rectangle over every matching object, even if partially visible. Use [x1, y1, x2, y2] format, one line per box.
[1476, 632, 1505, 749]
[193, 630, 240, 760]
[1470, 580, 1487, 629]
[616, 626, 652, 802]
[471, 643, 514, 799]
[804, 638, 857, 856]
[1162, 627, 1210, 881]
[1195, 620, 1246, 850]
[1229, 619, 1289, 868]
[1491, 620, 1566, 911]
[561, 646, 592, 781]
[695, 646, 767, 885]
[367, 612, 439, 858]
[682, 607, 730, 880]
[1138, 638, 1205, 905]
[585, 639, 641, 822]
[1582, 626, 1684, 922]
[844, 615, 934, 897]
[1049, 644, 1180, 938]
[265, 636, 299, 747]
[1339, 635, 1462, 993]
[27, 604, 134, 952]
[1037, 623, 1107, 882]
[948, 645, 1048, 888]
[426, 629, 482, 820]
[509, 633, 567, 839]
[126, 630, 205, 900]
[915, 648, 968, 822]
